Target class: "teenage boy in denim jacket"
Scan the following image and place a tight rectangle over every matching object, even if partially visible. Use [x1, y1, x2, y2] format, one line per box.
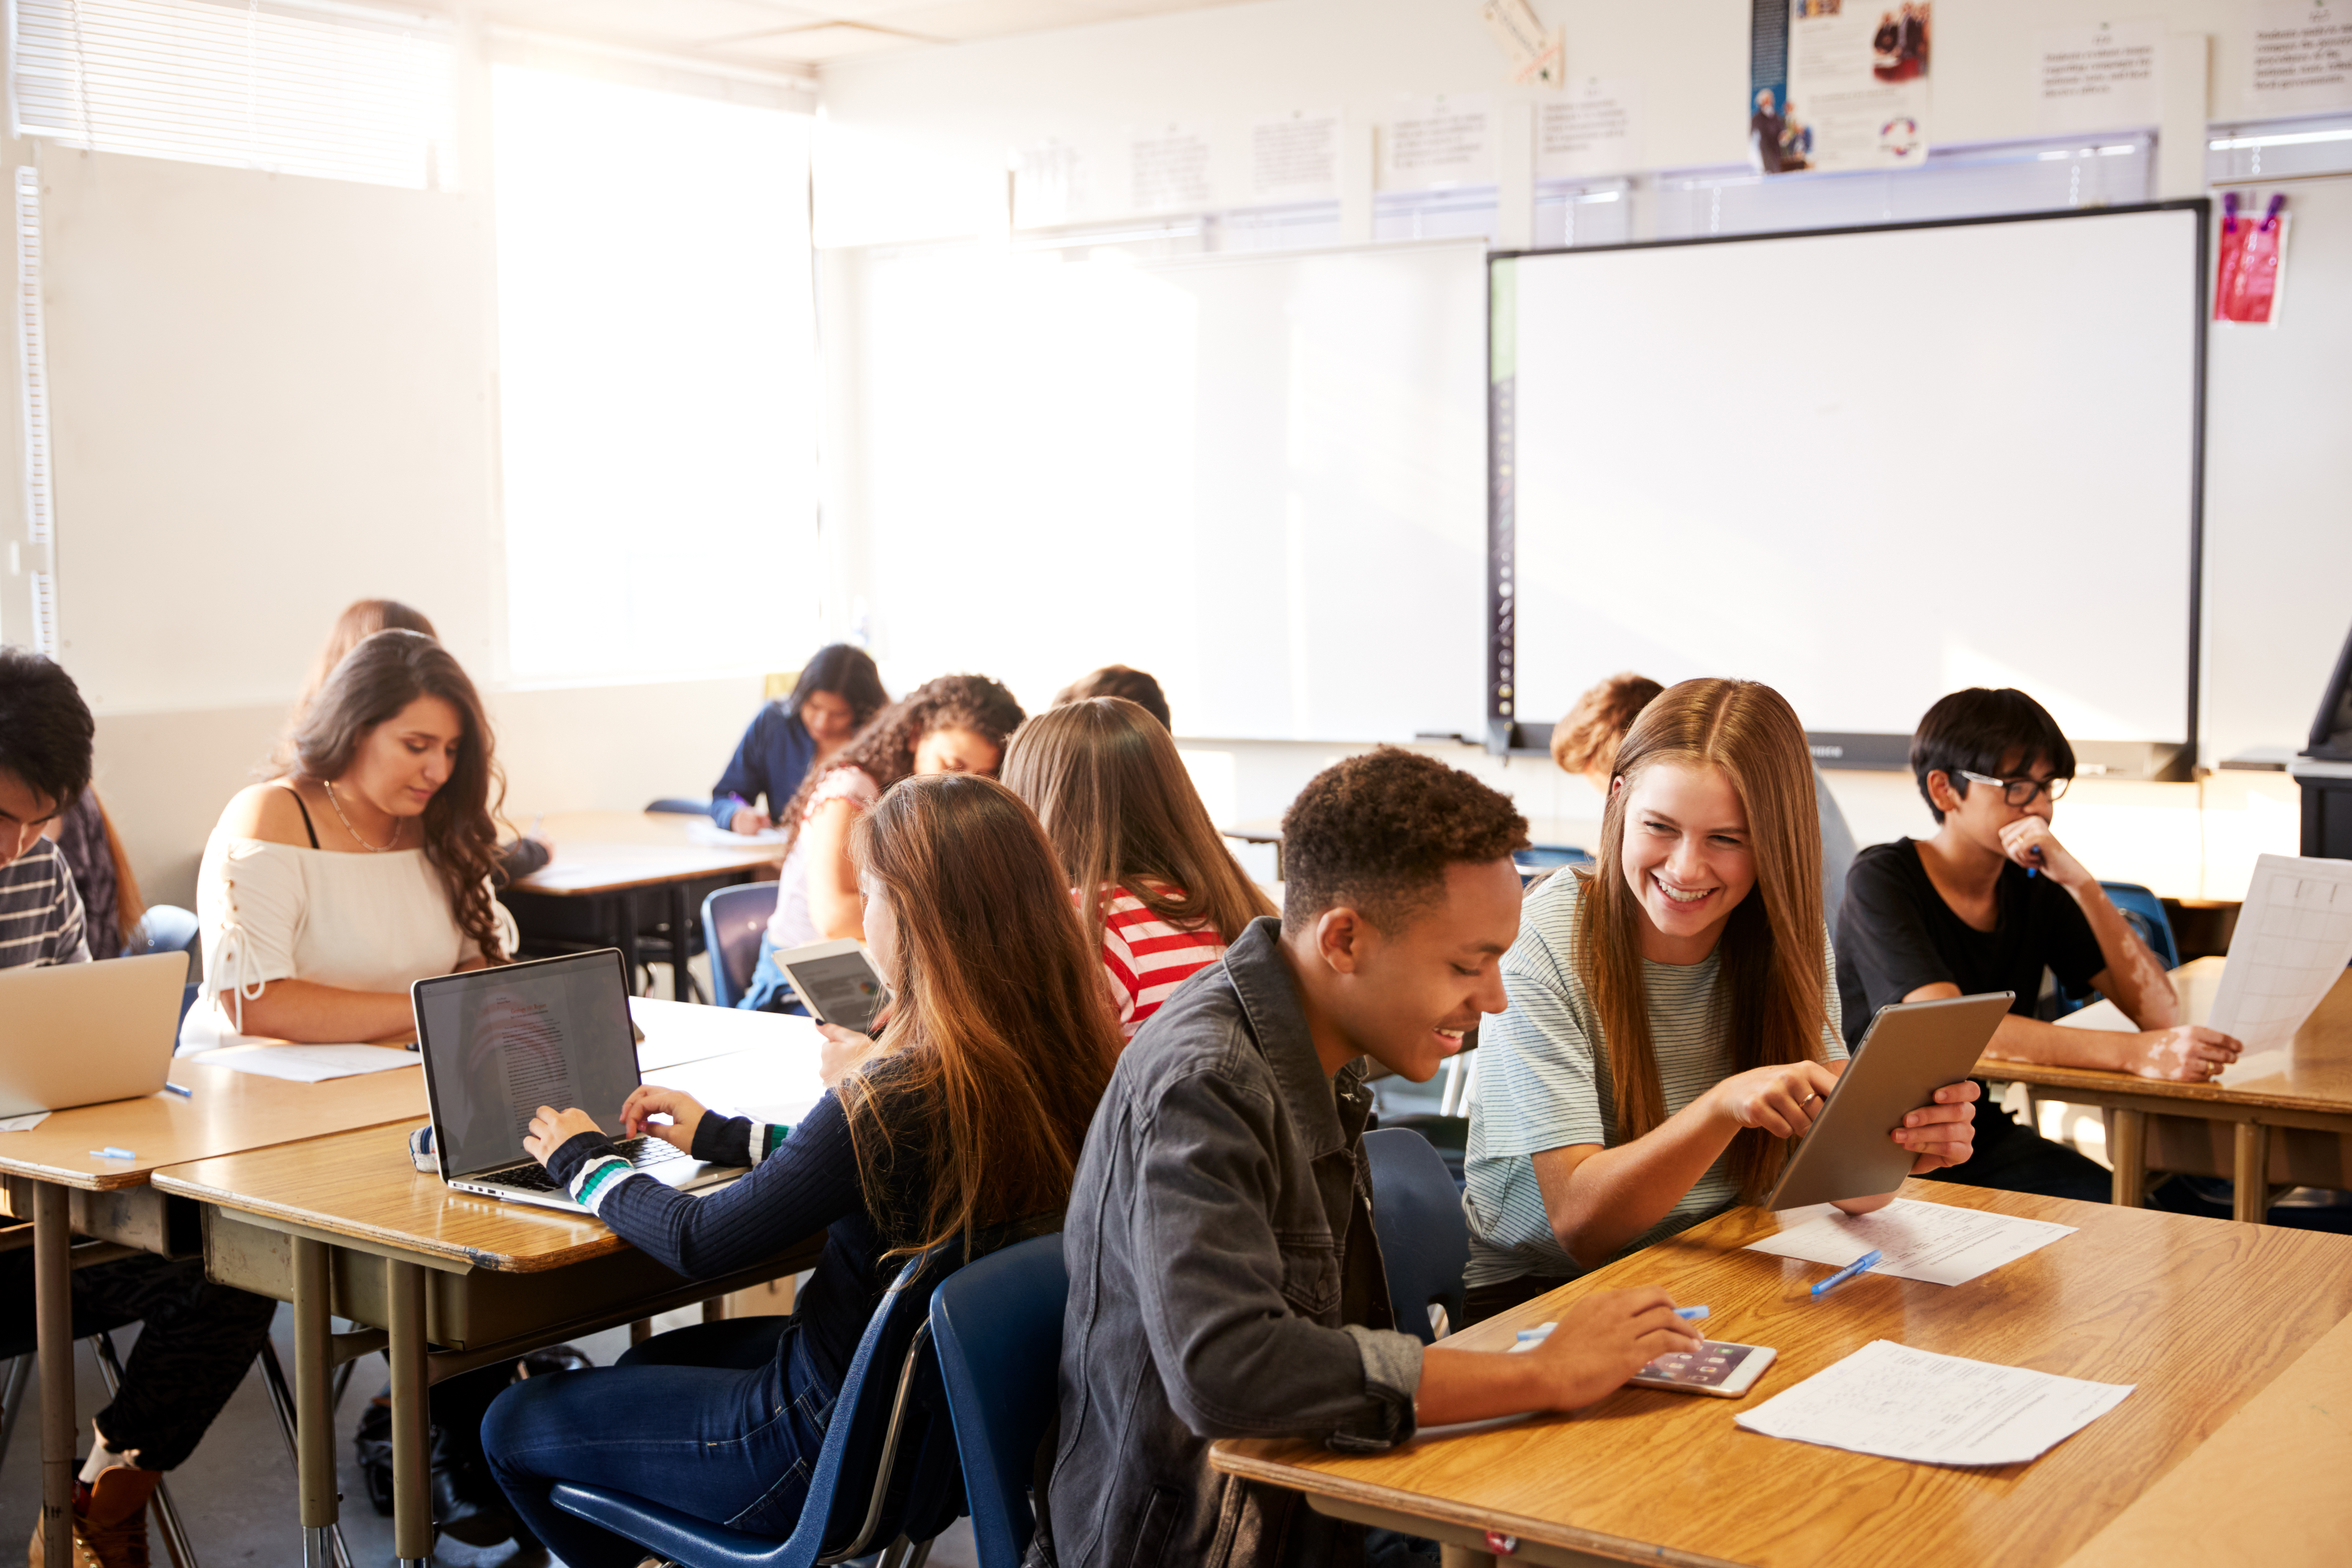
[1038, 749, 1702, 1568]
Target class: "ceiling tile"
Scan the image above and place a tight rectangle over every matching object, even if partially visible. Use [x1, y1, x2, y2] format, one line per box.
[717, 21, 937, 63]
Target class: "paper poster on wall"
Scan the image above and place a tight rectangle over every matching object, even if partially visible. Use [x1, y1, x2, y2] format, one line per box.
[2250, 3, 2352, 113]
[1252, 110, 1341, 204]
[1752, 0, 1930, 173]
[1013, 139, 1089, 229]
[2037, 20, 2163, 133]
[1537, 78, 1644, 179]
[1379, 95, 1493, 191]
[1480, 0, 1564, 88]
[1131, 124, 1214, 213]
[2216, 191, 2291, 325]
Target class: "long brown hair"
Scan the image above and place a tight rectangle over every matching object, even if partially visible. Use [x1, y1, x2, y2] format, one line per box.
[776, 673, 1025, 852]
[842, 774, 1121, 1259]
[1000, 697, 1273, 959]
[1577, 678, 1826, 1200]
[278, 599, 439, 768]
[285, 630, 509, 963]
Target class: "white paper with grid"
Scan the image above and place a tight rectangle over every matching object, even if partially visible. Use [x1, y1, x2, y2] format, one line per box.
[2208, 855, 2352, 1055]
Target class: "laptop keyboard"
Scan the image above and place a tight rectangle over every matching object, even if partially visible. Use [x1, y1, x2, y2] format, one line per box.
[474, 1136, 687, 1194]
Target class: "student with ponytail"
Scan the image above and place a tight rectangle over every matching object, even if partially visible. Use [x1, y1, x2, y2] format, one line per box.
[1461, 678, 1979, 1322]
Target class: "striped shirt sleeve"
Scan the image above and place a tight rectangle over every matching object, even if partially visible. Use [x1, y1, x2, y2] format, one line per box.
[0, 838, 90, 971]
[1097, 886, 1230, 1042]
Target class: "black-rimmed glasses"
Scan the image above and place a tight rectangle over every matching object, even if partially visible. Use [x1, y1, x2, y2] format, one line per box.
[1956, 769, 2070, 807]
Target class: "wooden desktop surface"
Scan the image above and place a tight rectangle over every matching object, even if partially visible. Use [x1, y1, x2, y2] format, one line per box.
[1225, 814, 1600, 852]
[515, 809, 785, 897]
[630, 993, 821, 1072]
[2022, 956, 2352, 1112]
[1211, 1182, 2352, 1568]
[0, 1059, 424, 1192]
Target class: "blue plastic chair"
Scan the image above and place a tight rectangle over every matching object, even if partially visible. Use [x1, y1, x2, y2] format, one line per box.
[2101, 882, 2179, 969]
[928, 1234, 1066, 1568]
[703, 883, 781, 1010]
[647, 797, 711, 815]
[1362, 1127, 1469, 1344]
[550, 1250, 968, 1568]
[129, 904, 199, 957]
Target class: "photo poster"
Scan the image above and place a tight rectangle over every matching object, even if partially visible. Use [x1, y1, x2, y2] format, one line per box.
[1750, 0, 1931, 173]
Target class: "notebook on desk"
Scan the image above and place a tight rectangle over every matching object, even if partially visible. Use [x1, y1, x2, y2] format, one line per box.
[412, 950, 737, 1213]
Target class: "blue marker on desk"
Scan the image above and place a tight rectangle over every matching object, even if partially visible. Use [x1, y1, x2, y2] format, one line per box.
[1811, 1249, 1883, 1299]
[161, 1082, 192, 1100]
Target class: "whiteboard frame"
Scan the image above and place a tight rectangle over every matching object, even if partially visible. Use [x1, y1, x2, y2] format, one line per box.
[1485, 199, 2211, 780]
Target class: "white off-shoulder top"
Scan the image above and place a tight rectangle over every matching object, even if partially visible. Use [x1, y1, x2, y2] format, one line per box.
[180, 828, 512, 1053]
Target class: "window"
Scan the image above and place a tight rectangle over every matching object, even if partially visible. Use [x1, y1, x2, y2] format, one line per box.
[11, 0, 455, 189]
[492, 64, 818, 683]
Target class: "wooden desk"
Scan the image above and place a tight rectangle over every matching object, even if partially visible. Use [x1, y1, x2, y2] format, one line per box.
[0, 1062, 426, 1568]
[154, 1036, 824, 1566]
[1212, 1183, 2352, 1568]
[1225, 814, 1599, 881]
[506, 810, 786, 1000]
[2012, 957, 2352, 1221]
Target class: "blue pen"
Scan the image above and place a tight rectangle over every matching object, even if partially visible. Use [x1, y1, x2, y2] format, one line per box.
[90, 1146, 136, 1161]
[1811, 1249, 1883, 1298]
[1515, 1304, 1708, 1344]
[162, 1082, 193, 1100]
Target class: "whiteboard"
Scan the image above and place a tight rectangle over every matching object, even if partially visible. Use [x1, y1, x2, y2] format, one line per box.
[1498, 205, 2203, 759]
[854, 239, 1488, 742]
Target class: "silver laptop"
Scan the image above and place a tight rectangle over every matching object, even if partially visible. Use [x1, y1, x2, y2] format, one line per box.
[0, 953, 189, 1118]
[412, 950, 737, 1212]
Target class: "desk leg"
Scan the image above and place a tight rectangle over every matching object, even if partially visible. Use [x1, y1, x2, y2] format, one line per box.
[614, 893, 642, 997]
[2108, 1107, 2146, 1208]
[34, 1181, 73, 1568]
[292, 1237, 337, 1566]
[1439, 1548, 1496, 1568]
[670, 881, 696, 1001]
[387, 1259, 432, 1566]
[2234, 1123, 2272, 1224]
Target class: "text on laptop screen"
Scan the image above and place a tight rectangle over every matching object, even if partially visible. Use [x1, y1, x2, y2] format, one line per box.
[416, 959, 641, 1178]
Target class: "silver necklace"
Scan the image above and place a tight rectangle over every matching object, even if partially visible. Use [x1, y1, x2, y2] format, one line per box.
[324, 780, 401, 853]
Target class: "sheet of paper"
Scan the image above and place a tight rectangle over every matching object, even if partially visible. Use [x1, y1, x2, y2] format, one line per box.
[1746, 1198, 2073, 1286]
[184, 1043, 419, 1084]
[1735, 1339, 2132, 1466]
[684, 819, 788, 847]
[0, 1111, 51, 1132]
[2205, 855, 2352, 1052]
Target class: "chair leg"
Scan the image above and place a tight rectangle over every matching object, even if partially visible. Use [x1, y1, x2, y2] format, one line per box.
[1438, 1053, 1465, 1117]
[258, 1341, 355, 1568]
[0, 1353, 30, 1473]
[91, 1333, 200, 1568]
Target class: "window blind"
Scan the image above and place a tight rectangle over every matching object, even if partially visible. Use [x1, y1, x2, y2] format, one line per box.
[11, 0, 457, 189]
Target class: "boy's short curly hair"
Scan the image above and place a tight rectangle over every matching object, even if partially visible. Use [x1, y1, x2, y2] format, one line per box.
[1280, 747, 1529, 934]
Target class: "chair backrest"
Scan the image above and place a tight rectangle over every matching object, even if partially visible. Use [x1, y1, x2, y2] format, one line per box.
[1362, 1127, 1468, 1344]
[789, 1247, 968, 1562]
[702, 883, 781, 1010]
[647, 797, 711, 815]
[928, 1234, 1066, 1568]
[2100, 882, 2180, 970]
[130, 904, 200, 957]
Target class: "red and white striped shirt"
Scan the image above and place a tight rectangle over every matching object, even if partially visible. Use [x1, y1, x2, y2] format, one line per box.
[1093, 884, 1229, 1042]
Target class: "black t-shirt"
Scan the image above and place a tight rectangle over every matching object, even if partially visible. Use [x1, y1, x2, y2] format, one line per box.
[1836, 839, 2108, 1145]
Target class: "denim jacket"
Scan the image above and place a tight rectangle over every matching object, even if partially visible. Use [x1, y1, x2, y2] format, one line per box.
[1038, 918, 1423, 1568]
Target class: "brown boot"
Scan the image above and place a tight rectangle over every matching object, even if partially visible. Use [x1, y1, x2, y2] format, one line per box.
[25, 1467, 158, 1568]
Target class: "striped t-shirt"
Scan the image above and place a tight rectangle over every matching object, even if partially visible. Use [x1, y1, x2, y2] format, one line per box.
[1095, 885, 1229, 1041]
[1463, 869, 1844, 1287]
[0, 836, 91, 971]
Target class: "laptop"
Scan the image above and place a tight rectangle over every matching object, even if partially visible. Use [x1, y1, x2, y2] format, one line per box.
[412, 949, 738, 1212]
[0, 952, 189, 1118]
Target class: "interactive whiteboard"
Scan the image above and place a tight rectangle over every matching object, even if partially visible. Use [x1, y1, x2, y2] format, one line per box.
[1492, 204, 2206, 774]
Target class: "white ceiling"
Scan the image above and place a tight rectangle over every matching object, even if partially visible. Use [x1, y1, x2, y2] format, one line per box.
[485, 0, 1260, 70]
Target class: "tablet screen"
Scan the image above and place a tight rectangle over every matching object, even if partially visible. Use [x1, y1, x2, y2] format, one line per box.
[786, 950, 889, 1033]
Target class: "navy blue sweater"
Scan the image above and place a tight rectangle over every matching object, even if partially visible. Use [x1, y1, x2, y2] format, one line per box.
[709, 702, 819, 830]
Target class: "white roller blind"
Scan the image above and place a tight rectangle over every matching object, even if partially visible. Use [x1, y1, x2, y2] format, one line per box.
[11, 0, 456, 189]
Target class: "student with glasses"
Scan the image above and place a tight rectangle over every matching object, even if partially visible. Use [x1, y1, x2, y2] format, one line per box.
[1836, 687, 2241, 1201]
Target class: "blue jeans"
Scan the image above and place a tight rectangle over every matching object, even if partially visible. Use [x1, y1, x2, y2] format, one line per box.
[737, 933, 813, 1015]
[483, 1318, 835, 1568]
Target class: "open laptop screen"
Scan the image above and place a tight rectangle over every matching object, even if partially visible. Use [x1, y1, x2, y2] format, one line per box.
[413, 951, 641, 1180]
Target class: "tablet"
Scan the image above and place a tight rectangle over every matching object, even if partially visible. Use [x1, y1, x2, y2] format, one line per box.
[774, 939, 892, 1034]
[1763, 990, 2014, 1210]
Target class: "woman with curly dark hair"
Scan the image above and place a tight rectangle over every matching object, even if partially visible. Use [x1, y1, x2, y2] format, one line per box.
[183, 629, 513, 1048]
[740, 671, 1025, 1012]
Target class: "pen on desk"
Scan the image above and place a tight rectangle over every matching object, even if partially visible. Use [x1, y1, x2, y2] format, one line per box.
[161, 1082, 193, 1100]
[90, 1146, 136, 1161]
[1811, 1249, 1883, 1299]
[1517, 1305, 1708, 1348]
[1674, 1304, 1710, 1321]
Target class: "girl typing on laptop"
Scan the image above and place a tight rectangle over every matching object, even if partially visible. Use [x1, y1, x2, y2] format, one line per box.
[484, 774, 1122, 1567]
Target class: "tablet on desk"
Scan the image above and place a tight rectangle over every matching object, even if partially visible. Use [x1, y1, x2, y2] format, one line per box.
[774, 939, 892, 1035]
[1764, 991, 2014, 1210]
